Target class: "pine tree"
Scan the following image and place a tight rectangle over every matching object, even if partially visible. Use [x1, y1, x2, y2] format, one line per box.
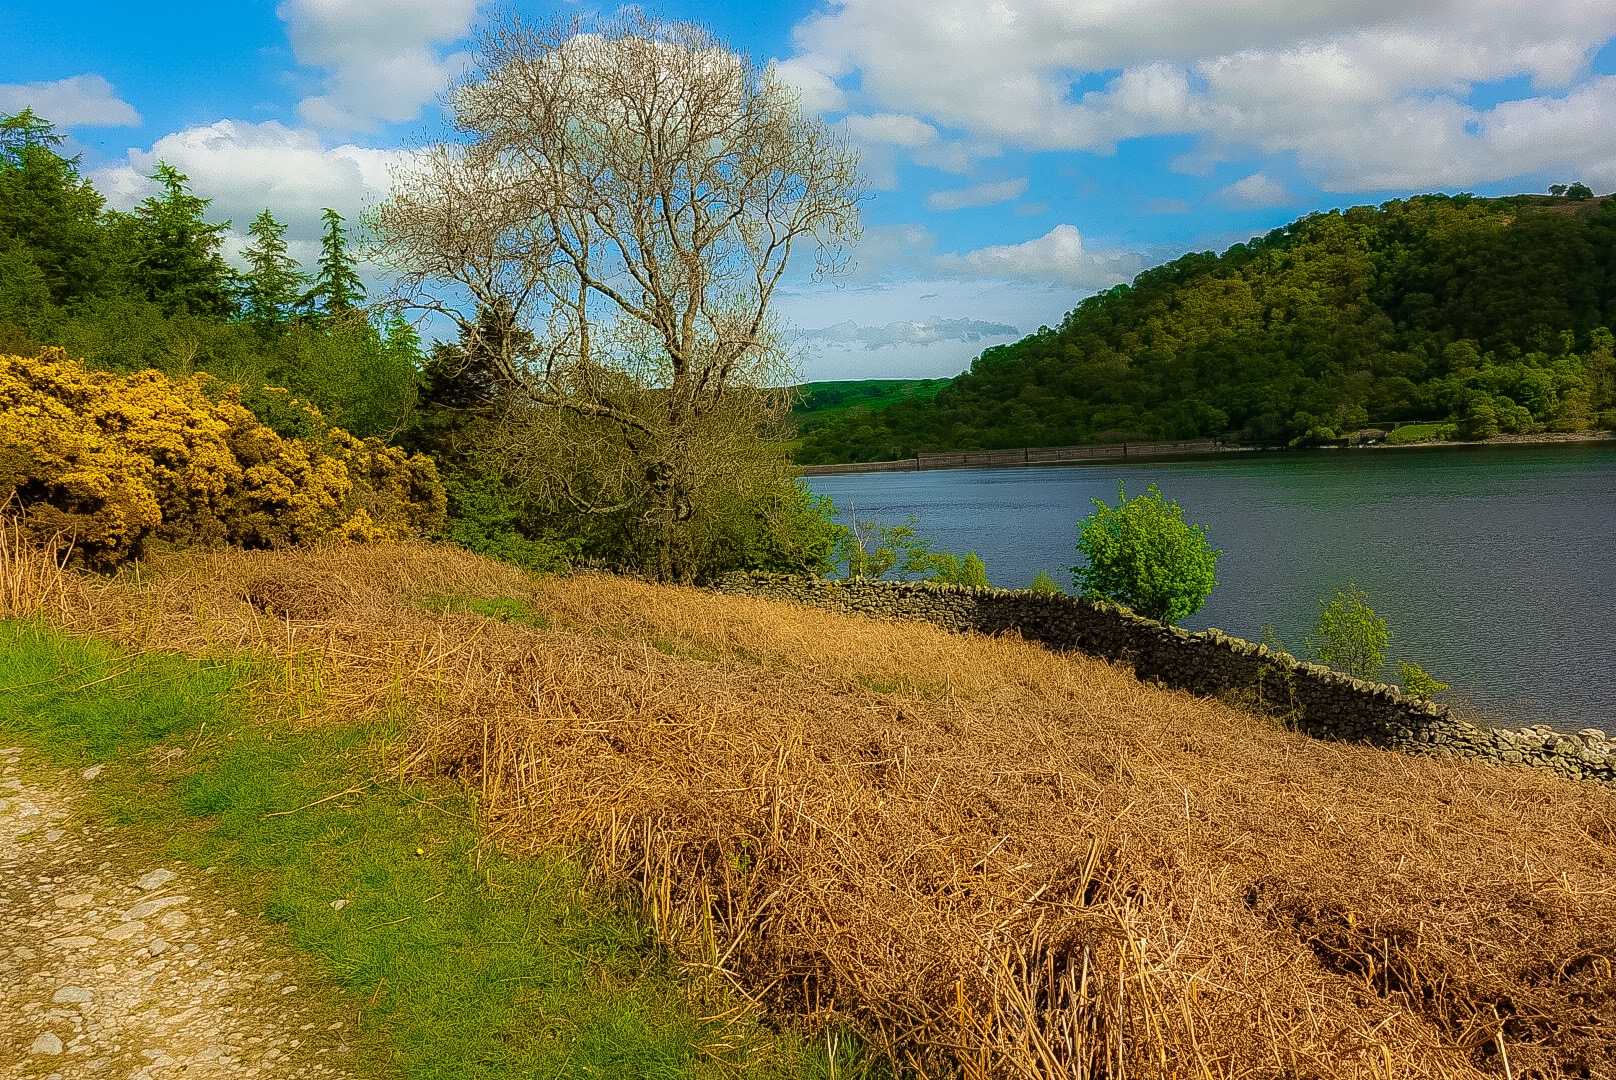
[240, 208, 305, 330]
[304, 207, 365, 320]
[0, 109, 114, 308]
[132, 162, 234, 317]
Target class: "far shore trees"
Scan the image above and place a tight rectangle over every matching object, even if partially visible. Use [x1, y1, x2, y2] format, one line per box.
[374, 13, 863, 581]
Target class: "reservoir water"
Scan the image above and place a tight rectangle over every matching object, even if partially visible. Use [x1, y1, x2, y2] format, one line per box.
[806, 442, 1616, 730]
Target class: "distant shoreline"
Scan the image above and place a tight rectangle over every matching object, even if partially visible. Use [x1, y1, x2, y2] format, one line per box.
[1362, 430, 1615, 450]
[798, 430, 1615, 475]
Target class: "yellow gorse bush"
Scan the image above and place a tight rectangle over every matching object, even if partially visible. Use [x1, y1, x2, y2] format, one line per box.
[0, 348, 446, 566]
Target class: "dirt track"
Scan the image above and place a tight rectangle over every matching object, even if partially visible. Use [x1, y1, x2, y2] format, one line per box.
[0, 747, 352, 1080]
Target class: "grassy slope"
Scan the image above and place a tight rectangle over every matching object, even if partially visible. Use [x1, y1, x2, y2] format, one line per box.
[7, 541, 1616, 1078]
[0, 621, 837, 1080]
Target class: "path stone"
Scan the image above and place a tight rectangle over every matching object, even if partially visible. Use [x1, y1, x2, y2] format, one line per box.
[1, 746, 352, 1078]
[79, 764, 104, 781]
[28, 1031, 62, 1055]
[123, 895, 188, 921]
[136, 868, 176, 891]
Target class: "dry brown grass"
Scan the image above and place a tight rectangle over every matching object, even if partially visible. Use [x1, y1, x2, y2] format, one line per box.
[0, 515, 69, 619]
[13, 540, 1616, 1079]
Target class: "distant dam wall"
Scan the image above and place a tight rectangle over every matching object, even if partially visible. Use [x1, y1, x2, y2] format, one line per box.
[799, 439, 1226, 476]
[713, 573, 1616, 786]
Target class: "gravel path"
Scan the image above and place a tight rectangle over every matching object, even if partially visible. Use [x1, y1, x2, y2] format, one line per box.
[0, 747, 354, 1079]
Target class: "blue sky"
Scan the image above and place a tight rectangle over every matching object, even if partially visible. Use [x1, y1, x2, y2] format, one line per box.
[6, 0, 1615, 380]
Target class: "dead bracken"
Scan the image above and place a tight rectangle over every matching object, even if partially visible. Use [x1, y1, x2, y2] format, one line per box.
[6, 538, 1615, 1079]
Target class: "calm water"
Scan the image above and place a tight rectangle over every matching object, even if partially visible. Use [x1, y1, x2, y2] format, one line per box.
[807, 443, 1616, 730]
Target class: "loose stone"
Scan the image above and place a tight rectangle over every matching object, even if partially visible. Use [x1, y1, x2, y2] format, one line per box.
[136, 869, 177, 891]
[30, 1031, 64, 1054]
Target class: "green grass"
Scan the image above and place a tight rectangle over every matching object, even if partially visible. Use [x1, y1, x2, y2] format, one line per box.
[0, 620, 861, 1079]
[1386, 422, 1457, 444]
[413, 593, 551, 630]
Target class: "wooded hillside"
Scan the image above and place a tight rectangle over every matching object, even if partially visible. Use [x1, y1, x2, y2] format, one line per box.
[796, 192, 1616, 463]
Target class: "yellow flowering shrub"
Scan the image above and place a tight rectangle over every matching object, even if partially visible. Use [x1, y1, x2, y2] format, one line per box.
[0, 349, 446, 566]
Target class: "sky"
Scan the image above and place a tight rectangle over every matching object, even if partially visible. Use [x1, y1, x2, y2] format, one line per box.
[5, 0, 1616, 381]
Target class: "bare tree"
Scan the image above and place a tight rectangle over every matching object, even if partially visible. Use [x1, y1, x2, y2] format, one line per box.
[374, 12, 862, 580]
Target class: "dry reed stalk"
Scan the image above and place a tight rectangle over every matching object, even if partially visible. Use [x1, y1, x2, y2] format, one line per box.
[27, 544, 1616, 1079]
[0, 513, 69, 620]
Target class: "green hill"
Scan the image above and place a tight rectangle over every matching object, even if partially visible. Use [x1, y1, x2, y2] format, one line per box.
[793, 377, 950, 417]
[795, 191, 1616, 464]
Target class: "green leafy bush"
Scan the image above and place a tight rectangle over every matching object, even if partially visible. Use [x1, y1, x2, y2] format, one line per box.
[1398, 661, 1450, 699]
[1028, 569, 1063, 595]
[1069, 482, 1220, 625]
[1307, 584, 1390, 679]
[829, 510, 987, 585]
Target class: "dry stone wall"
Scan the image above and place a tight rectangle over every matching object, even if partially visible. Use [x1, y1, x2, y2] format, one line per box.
[713, 574, 1616, 786]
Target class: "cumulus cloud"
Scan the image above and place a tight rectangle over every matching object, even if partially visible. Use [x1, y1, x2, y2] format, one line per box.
[787, 0, 1616, 191]
[772, 56, 847, 114]
[839, 111, 987, 186]
[0, 74, 140, 128]
[842, 221, 1141, 290]
[926, 178, 1027, 211]
[803, 316, 1020, 350]
[278, 0, 482, 130]
[92, 120, 402, 263]
[1218, 172, 1294, 207]
[936, 224, 1141, 289]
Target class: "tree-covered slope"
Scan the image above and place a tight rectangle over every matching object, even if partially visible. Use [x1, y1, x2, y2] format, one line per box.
[796, 192, 1616, 463]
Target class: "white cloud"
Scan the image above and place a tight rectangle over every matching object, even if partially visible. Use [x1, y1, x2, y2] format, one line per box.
[772, 56, 846, 114]
[1218, 172, 1293, 207]
[788, 0, 1616, 191]
[0, 74, 140, 128]
[92, 120, 403, 264]
[937, 224, 1142, 289]
[926, 178, 1027, 211]
[278, 0, 482, 130]
[843, 112, 939, 148]
[803, 316, 1020, 350]
[840, 111, 989, 186]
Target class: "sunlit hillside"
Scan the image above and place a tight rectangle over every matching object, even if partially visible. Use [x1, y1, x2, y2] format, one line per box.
[7, 540, 1612, 1079]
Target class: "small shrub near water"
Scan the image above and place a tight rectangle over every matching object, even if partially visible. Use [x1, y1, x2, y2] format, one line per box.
[1070, 481, 1220, 625]
[1307, 584, 1390, 679]
[1398, 660, 1450, 699]
[1028, 569, 1063, 594]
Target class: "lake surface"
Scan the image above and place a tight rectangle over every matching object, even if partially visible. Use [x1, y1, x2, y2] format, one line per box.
[807, 442, 1616, 730]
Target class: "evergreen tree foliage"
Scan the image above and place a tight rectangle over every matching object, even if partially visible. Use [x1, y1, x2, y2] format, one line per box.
[239, 208, 305, 330]
[131, 163, 235, 317]
[305, 207, 365, 319]
[0, 109, 116, 310]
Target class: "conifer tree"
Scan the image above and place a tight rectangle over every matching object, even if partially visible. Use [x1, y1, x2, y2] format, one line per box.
[0, 109, 113, 308]
[240, 208, 306, 330]
[132, 162, 234, 317]
[304, 207, 365, 320]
